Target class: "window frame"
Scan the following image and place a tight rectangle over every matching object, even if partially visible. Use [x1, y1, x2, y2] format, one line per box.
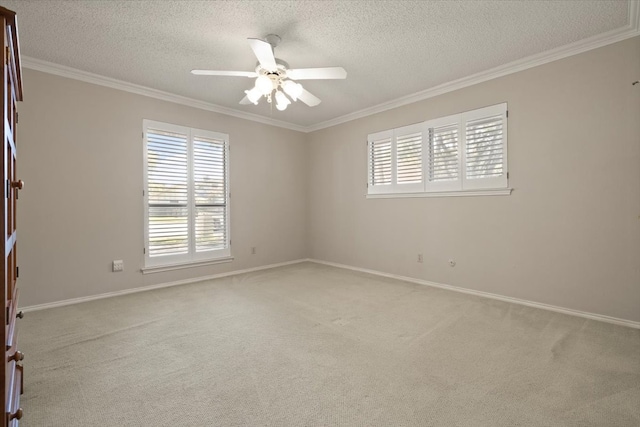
[367, 103, 510, 197]
[142, 119, 231, 270]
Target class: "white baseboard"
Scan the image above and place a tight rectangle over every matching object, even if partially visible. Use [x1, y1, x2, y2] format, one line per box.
[21, 259, 308, 313]
[22, 257, 639, 329]
[307, 258, 640, 329]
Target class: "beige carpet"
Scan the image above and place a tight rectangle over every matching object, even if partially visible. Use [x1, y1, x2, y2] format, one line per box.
[19, 262, 640, 426]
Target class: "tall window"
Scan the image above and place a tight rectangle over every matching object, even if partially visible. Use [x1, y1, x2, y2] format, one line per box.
[368, 103, 508, 196]
[143, 120, 230, 267]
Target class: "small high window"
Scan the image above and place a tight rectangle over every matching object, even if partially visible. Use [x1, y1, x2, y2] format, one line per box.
[368, 103, 508, 196]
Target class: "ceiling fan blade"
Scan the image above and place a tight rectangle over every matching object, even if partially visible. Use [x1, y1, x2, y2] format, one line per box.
[287, 67, 347, 80]
[248, 38, 277, 72]
[191, 70, 257, 77]
[239, 95, 252, 105]
[298, 88, 321, 107]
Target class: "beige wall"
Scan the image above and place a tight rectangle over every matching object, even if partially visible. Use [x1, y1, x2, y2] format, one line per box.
[17, 37, 640, 323]
[307, 37, 640, 322]
[18, 69, 308, 307]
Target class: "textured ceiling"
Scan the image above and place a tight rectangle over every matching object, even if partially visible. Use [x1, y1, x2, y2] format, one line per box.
[3, 0, 633, 128]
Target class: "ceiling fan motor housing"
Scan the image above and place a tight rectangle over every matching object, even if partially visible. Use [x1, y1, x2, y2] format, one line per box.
[264, 34, 282, 48]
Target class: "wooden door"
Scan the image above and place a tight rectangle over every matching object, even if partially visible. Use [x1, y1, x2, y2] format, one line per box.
[1, 7, 24, 425]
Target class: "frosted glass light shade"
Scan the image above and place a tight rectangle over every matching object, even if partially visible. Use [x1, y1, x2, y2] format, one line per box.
[255, 75, 273, 95]
[245, 87, 262, 104]
[275, 90, 290, 111]
[282, 80, 303, 101]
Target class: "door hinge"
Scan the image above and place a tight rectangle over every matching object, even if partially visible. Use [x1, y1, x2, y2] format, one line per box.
[507, 172, 510, 179]
[5, 180, 9, 198]
[15, 112, 18, 123]
[143, 248, 146, 254]
[506, 110, 509, 118]
[5, 46, 9, 65]
[16, 266, 18, 278]
[5, 307, 8, 325]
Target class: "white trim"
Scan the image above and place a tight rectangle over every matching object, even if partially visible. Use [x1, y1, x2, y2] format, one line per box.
[631, 0, 640, 30]
[307, 259, 640, 329]
[21, 2, 639, 134]
[21, 56, 307, 133]
[141, 256, 234, 274]
[20, 259, 308, 313]
[366, 188, 512, 199]
[20, 257, 640, 329]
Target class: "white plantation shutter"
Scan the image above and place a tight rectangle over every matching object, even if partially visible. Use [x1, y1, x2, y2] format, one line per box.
[144, 120, 230, 267]
[193, 134, 228, 252]
[395, 123, 424, 192]
[396, 133, 421, 183]
[368, 130, 393, 194]
[429, 125, 458, 181]
[146, 128, 189, 257]
[368, 125, 425, 194]
[427, 119, 461, 191]
[463, 104, 508, 189]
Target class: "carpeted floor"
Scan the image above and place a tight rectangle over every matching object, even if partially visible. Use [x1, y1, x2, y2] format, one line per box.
[19, 262, 640, 426]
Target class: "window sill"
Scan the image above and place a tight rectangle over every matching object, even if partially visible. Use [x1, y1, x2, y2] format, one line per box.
[366, 188, 512, 199]
[141, 256, 234, 274]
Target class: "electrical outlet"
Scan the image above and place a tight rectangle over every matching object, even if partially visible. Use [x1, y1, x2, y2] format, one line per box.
[112, 260, 124, 272]
[417, 253, 423, 263]
[251, 247, 256, 255]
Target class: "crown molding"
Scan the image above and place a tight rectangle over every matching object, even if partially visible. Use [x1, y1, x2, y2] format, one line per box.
[21, 56, 307, 133]
[306, 1, 640, 132]
[22, 1, 639, 134]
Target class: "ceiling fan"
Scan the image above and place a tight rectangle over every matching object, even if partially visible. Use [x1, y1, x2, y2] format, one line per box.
[191, 34, 347, 111]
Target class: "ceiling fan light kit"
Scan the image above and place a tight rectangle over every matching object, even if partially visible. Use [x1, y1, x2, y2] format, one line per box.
[282, 80, 303, 101]
[245, 62, 301, 110]
[192, 34, 347, 112]
[255, 74, 274, 95]
[244, 86, 262, 104]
